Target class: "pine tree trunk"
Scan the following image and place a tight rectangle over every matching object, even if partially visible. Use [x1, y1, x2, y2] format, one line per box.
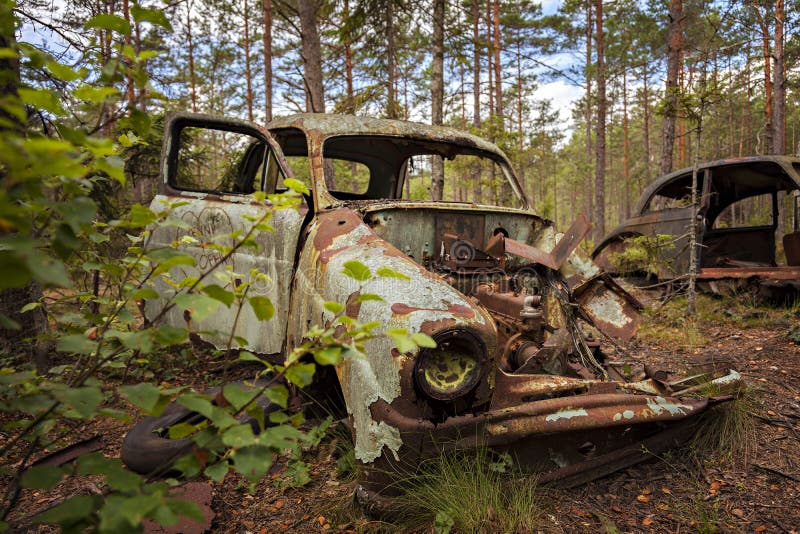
[342, 0, 353, 115]
[472, 0, 482, 203]
[584, 0, 593, 222]
[659, 0, 682, 176]
[485, 0, 495, 203]
[516, 38, 525, 198]
[187, 1, 197, 113]
[243, 0, 254, 122]
[492, 0, 502, 121]
[623, 67, 630, 219]
[430, 0, 445, 201]
[298, 0, 325, 113]
[754, 4, 773, 153]
[262, 0, 273, 121]
[0, 3, 50, 372]
[773, 0, 785, 155]
[593, 0, 606, 243]
[386, 0, 399, 118]
[642, 61, 651, 185]
[122, 0, 135, 108]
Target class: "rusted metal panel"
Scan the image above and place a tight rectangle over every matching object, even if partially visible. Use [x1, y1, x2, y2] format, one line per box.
[698, 266, 800, 280]
[574, 275, 643, 341]
[549, 213, 592, 269]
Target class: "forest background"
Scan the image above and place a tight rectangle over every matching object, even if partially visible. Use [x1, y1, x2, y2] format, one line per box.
[13, 0, 798, 246]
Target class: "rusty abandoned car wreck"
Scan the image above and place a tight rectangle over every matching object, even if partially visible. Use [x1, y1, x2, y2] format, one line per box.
[123, 112, 743, 503]
[593, 156, 800, 297]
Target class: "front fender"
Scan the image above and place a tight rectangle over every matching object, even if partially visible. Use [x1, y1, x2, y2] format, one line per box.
[288, 208, 498, 464]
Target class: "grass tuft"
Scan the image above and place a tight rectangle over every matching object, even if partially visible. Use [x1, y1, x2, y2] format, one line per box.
[395, 449, 544, 534]
[689, 386, 758, 466]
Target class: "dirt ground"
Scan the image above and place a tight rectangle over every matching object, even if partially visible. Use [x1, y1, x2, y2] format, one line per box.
[8, 293, 800, 533]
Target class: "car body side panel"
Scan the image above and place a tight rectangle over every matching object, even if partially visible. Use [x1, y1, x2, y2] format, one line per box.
[147, 195, 307, 354]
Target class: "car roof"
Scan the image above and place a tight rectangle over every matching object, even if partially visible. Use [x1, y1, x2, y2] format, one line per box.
[267, 113, 506, 158]
[634, 155, 800, 214]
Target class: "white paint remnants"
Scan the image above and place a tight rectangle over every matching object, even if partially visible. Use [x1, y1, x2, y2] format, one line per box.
[646, 396, 693, 416]
[545, 407, 589, 422]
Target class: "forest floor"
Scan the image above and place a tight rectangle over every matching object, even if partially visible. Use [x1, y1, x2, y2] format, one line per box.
[10, 292, 800, 533]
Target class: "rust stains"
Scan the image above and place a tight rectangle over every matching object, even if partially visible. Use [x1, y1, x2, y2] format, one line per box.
[391, 302, 475, 318]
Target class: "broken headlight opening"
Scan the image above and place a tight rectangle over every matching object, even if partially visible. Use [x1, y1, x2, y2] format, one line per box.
[413, 328, 486, 403]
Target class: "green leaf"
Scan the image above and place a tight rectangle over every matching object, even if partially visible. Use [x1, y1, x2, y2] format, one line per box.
[312, 346, 342, 366]
[412, 333, 437, 348]
[150, 252, 195, 276]
[18, 87, 65, 115]
[130, 4, 172, 30]
[85, 13, 131, 35]
[57, 196, 98, 232]
[202, 284, 234, 307]
[120, 383, 169, 415]
[167, 499, 205, 524]
[99, 493, 161, 530]
[72, 85, 118, 104]
[174, 293, 221, 322]
[355, 293, 385, 303]
[389, 332, 416, 354]
[222, 383, 260, 411]
[26, 253, 71, 288]
[128, 287, 159, 300]
[120, 108, 151, 136]
[154, 325, 189, 347]
[237, 351, 264, 364]
[173, 452, 202, 478]
[0, 314, 20, 330]
[323, 301, 344, 314]
[53, 223, 80, 260]
[0, 48, 19, 59]
[376, 266, 411, 280]
[52, 386, 103, 418]
[0, 252, 30, 290]
[232, 445, 272, 481]
[261, 424, 304, 450]
[95, 155, 125, 184]
[285, 362, 315, 387]
[127, 203, 157, 227]
[282, 178, 310, 195]
[264, 385, 289, 408]
[204, 461, 228, 482]
[177, 395, 237, 429]
[149, 504, 178, 528]
[56, 334, 96, 355]
[20, 465, 65, 489]
[284, 459, 311, 487]
[248, 295, 274, 321]
[34, 495, 100, 526]
[19, 302, 40, 313]
[342, 260, 371, 281]
[167, 422, 197, 439]
[45, 61, 81, 82]
[222, 424, 256, 447]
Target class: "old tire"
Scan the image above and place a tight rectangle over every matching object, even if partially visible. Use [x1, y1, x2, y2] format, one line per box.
[121, 380, 278, 475]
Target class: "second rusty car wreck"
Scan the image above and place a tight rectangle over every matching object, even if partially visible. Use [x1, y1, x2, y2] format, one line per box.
[126, 112, 743, 504]
[593, 156, 800, 298]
